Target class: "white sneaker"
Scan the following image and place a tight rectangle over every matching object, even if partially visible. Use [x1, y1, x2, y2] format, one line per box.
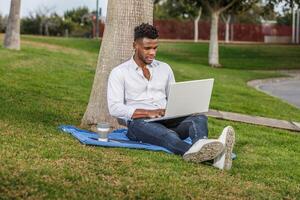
[183, 139, 224, 163]
[213, 126, 235, 170]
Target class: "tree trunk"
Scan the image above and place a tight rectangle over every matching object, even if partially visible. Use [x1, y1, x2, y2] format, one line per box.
[208, 10, 221, 67]
[194, 7, 202, 43]
[39, 21, 43, 35]
[230, 23, 234, 41]
[45, 22, 49, 36]
[3, 0, 21, 50]
[81, 0, 154, 129]
[225, 14, 231, 43]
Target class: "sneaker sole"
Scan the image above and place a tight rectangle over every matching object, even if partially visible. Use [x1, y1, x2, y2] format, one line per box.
[223, 127, 235, 170]
[183, 141, 224, 163]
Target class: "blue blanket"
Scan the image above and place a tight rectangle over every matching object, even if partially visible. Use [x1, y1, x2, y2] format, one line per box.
[59, 125, 236, 159]
[60, 125, 175, 153]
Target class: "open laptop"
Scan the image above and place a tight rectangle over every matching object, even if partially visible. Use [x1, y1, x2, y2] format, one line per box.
[144, 78, 214, 122]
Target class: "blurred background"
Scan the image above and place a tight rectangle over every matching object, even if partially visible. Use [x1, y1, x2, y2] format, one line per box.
[0, 0, 299, 44]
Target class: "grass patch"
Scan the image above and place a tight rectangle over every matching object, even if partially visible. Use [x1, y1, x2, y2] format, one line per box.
[0, 35, 300, 199]
[158, 42, 300, 70]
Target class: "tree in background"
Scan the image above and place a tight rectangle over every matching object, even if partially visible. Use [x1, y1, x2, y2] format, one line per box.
[221, 1, 261, 43]
[184, 0, 258, 67]
[3, 0, 21, 50]
[20, 6, 92, 37]
[155, 0, 259, 66]
[266, 0, 300, 25]
[81, 0, 154, 129]
[0, 14, 8, 33]
[154, 0, 205, 42]
[63, 6, 93, 37]
[64, 7, 90, 24]
[234, 3, 275, 24]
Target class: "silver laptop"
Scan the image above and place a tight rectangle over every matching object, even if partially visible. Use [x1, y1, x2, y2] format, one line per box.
[145, 78, 214, 122]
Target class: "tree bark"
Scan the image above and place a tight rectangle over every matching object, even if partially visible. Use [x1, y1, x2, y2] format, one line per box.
[3, 0, 21, 50]
[81, 0, 154, 129]
[208, 11, 221, 67]
[224, 14, 231, 43]
[45, 21, 49, 36]
[230, 23, 234, 41]
[194, 7, 202, 43]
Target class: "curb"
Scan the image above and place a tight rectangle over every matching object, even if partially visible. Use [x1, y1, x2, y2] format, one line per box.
[206, 109, 300, 132]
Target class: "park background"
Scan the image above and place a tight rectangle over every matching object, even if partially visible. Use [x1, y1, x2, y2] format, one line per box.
[1, 0, 300, 199]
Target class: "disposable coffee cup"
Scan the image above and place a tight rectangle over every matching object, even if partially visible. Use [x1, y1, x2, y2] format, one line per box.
[96, 122, 110, 142]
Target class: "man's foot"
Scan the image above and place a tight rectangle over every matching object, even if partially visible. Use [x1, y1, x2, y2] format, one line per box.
[183, 139, 224, 163]
[213, 126, 235, 170]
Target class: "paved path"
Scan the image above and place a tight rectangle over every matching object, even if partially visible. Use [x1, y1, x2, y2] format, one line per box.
[259, 80, 300, 108]
[206, 109, 300, 132]
[248, 70, 300, 109]
[209, 71, 300, 132]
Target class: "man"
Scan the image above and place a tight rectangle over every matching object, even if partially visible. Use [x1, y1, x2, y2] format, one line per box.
[107, 23, 235, 170]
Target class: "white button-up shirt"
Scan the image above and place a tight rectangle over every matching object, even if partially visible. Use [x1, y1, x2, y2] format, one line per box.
[107, 57, 175, 120]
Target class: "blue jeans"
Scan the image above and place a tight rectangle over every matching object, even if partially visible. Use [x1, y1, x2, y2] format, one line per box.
[126, 114, 208, 155]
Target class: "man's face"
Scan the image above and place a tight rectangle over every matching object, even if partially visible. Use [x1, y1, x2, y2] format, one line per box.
[133, 38, 158, 65]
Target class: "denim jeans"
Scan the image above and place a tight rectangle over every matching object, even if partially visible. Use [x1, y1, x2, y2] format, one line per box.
[126, 114, 208, 155]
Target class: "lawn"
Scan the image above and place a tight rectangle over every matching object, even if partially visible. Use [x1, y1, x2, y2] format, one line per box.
[0, 35, 300, 199]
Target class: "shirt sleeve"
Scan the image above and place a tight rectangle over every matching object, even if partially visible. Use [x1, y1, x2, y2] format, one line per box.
[107, 68, 135, 119]
[166, 65, 176, 97]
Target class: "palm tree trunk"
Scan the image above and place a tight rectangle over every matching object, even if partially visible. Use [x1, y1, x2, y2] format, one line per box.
[81, 0, 154, 129]
[208, 10, 221, 67]
[3, 0, 21, 50]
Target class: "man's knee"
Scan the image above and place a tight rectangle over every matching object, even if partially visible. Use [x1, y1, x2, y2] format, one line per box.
[189, 114, 208, 123]
[128, 119, 147, 129]
[127, 119, 147, 141]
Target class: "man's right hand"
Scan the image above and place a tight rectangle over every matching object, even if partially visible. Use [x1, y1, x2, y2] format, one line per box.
[147, 109, 165, 118]
[132, 109, 165, 119]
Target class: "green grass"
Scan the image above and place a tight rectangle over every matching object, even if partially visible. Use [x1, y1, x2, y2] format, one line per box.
[0, 35, 300, 199]
[158, 42, 300, 70]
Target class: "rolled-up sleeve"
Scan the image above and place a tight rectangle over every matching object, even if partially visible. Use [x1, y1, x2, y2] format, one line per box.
[107, 68, 135, 119]
[166, 65, 176, 97]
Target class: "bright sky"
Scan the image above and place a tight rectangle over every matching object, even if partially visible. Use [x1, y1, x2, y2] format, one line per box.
[0, 0, 108, 17]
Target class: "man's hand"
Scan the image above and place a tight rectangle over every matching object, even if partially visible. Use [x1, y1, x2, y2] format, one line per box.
[132, 109, 165, 119]
[147, 109, 165, 118]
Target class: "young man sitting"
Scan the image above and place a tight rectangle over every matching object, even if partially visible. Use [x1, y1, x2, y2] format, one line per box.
[107, 23, 235, 170]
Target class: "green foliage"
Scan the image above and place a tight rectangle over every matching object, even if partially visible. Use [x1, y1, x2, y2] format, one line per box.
[20, 7, 93, 37]
[234, 4, 272, 24]
[0, 36, 300, 199]
[156, 0, 285, 25]
[265, 0, 300, 24]
[0, 14, 7, 33]
[64, 6, 90, 25]
[154, 0, 205, 20]
[21, 14, 42, 35]
[277, 12, 292, 25]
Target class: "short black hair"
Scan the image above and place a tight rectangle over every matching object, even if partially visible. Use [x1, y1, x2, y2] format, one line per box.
[134, 23, 159, 41]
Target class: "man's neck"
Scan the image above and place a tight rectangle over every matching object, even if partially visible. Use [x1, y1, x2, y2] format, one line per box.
[133, 54, 147, 69]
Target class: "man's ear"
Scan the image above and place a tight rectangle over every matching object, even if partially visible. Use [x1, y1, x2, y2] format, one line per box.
[133, 41, 137, 50]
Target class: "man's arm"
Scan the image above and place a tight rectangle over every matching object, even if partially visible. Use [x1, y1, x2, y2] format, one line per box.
[132, 109, 165, 119]
[165, 64, 176, 97]
[107, 68, 135, 119]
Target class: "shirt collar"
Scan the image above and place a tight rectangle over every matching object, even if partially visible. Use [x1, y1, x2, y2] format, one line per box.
[130, 56, 158, 70]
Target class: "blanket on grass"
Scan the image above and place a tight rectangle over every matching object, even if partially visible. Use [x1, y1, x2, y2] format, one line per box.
[59, 125, 236, 159]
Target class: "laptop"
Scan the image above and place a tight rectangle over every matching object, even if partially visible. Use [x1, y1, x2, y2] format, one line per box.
[144, 78, 214, 122]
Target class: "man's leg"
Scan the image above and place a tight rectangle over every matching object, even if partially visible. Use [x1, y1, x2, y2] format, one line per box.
[161, 114, 223, 163]
[127, 116, 224, 163]
[165, 114, 209, 144]
[127, 119, 191, 155]
[213, 126, 236, 170]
